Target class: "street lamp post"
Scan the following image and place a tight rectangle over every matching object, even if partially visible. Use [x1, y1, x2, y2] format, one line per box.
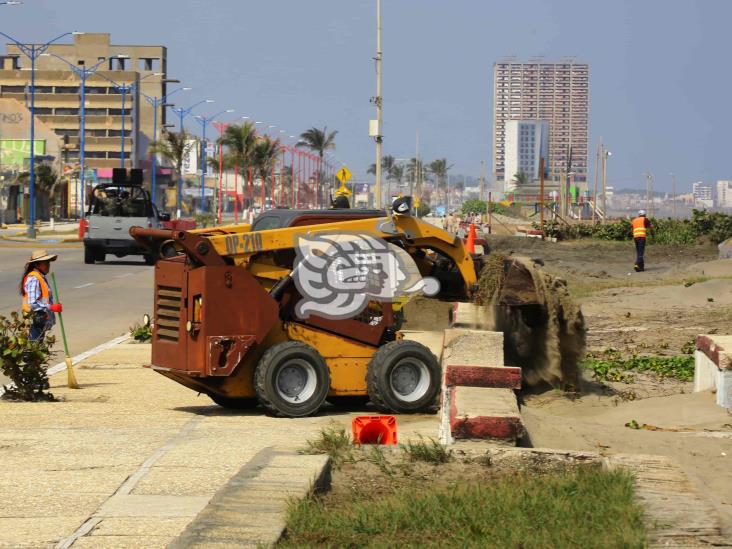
[170, 98, 214, 131]
[41, 52, 116, 222]
[194, 109, 234, 214]
[141, 86, 191, 207]
[0, 30, 81, 237]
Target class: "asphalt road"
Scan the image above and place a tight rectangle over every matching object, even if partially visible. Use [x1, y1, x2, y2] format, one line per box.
[0, 241, 154, 385]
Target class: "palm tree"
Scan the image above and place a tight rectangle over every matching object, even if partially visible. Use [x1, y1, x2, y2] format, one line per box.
[297, 126, 337, 206]
[252, 136, 282, 207]
[219, 122, 258, 204]
[512, 171, 529, 186]
[429, 158, 453, 207]
[368, 155, 400, 199]
[149, 129, 196, 217]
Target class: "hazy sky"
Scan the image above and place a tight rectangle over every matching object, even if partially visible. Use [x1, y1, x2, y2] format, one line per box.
[2, 0, 730, 191]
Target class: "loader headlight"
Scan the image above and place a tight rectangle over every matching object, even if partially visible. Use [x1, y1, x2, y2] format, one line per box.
[186, 320, 193, 333]
[142, 314, 151, 327]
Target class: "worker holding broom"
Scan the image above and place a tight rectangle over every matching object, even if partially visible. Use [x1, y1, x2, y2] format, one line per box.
[20, 250, 62, 341]
[19, 249, 78, 388]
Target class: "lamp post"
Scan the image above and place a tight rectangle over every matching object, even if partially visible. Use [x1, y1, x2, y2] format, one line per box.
[194, 109, 234, 214]
[40, 51, 118, 222]
[141, 86, 191, 207]
[602, 148, 611, 223]
[170, 98, 214, 131]
[0, 30, 82, 237]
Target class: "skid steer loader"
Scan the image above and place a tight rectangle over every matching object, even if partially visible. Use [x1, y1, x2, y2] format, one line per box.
[130, 202, 551, 417]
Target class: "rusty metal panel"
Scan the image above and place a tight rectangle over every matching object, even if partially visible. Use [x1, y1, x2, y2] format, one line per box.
[186, 265, 279, 377]
[151, 257, 188, 372]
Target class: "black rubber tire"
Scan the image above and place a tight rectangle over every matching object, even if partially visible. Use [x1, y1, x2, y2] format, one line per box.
[254, 341, 330, 417]
[210, 395, 259, 410]
[367, 340, 441, 413]
[84, 246, 96, 264]
[95, 251, 105, 263]
[143, 254, 156, 266]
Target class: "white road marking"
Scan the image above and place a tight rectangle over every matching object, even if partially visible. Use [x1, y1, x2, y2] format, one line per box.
[115, 272, 134, 278]
[73, 282, 95, 289]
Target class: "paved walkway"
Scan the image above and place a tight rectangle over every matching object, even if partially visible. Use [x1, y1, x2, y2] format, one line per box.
[0, 343, 438, 548]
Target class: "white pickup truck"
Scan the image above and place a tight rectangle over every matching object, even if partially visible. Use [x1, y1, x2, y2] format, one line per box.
[83, 170, 171, 265]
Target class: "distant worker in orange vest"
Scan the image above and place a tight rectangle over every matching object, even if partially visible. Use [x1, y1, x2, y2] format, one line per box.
[20, 250, 63, 341]
[631, 210, 653, 272]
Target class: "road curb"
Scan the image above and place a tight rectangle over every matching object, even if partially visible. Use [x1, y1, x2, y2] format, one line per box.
[0, 333, 130, 397]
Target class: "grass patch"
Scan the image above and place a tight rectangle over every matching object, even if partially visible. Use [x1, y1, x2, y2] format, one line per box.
[400, 437, 452, 464]
[300, 426, 353, 467]
[583, 350, 695, 382]
[280, 465, 646, 548]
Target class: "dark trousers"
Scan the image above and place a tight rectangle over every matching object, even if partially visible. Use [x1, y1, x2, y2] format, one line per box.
[29, 312, 49, 341]
[634, 238, 646, 271]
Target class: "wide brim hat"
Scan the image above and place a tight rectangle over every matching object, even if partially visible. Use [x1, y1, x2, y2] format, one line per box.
[27, 250, 58, 265]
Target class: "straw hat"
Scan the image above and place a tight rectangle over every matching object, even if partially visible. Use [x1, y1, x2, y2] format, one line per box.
[27, 250, 58, 265]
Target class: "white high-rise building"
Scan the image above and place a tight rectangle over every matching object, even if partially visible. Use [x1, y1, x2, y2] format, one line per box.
[504, 120, 549, 192]
[692, 182, 714, 208]
[716, 180, 732, 208]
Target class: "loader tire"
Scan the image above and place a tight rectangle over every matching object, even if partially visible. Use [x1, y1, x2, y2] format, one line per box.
[84, 245, 95, 264]
[254, 341, 330, 417]
[367, 340, 441, 413]
[210, 395, 259, 410]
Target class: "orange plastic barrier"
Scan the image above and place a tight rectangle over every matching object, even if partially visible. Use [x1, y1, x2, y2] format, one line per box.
[78, 218, 88, 239]
[352, 415, 397, 445]
[465, 222, 477, 254]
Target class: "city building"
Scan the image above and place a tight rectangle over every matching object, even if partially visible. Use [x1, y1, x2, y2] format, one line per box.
[493, 60, 589, 192]
[692, 182, 713, 208]
[503, 119, 548, 191]
[0, 33, 168, 174]
[716, 180, 732, 208]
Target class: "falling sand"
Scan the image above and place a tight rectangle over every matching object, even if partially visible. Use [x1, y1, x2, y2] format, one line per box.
[478, 255, 586, 388]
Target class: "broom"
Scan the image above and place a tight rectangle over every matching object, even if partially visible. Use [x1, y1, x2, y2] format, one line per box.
[50, 272, 79, 389]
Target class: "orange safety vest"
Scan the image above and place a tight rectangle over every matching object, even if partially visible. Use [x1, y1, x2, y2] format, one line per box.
[22, 270, 51, 313]
[631, 217, 648, 239]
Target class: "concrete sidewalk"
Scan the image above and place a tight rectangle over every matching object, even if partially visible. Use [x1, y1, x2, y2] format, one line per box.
[0, 342, 439, 548]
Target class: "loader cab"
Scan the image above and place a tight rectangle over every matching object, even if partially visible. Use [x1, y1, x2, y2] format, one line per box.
[251, 209, 385, 231]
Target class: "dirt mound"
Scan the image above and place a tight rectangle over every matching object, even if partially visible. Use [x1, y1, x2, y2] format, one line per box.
[479, 256, 586, 387]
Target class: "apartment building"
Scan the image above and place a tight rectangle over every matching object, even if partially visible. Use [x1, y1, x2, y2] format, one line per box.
[504, 119, 548, 191]
[0, 33, 167, 173]
[716, 180, 732, 208]
[493, 60, 589, 190]
[692, 182, 713, 208]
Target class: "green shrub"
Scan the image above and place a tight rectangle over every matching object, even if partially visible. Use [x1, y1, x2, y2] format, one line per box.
[129, 322, 152, 343]
[194, 212, 217, 228]
[461, 199, 506, 216]
[0, 311, 55, 401]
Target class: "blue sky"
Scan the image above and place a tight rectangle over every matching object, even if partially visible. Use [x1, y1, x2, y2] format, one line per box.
[2, 0, 730, 191]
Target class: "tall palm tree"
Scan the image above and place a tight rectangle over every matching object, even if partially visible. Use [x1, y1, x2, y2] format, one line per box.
[219, 122, 258, 204]
[149, 129, 196, 216]
[429, 158, 453, 207]
[297, 127, 337, 206]
[252, 136, 282, 207]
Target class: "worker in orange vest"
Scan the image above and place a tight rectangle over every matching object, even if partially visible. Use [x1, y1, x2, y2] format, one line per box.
[631, 210, 653, 272]
[20, 250, 63, 341]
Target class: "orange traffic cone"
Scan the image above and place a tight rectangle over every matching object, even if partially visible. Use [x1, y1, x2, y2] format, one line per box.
[465, 223, 477, 254]
[352, 415, 397, 445]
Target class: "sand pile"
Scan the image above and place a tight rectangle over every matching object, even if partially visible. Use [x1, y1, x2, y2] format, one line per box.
[478, 255, 586, 388]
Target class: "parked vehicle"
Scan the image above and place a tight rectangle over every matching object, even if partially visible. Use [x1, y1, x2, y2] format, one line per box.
[83, 168, 170, 265]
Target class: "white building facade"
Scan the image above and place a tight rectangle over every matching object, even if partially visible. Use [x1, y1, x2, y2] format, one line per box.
[716, 180, 732, 208]
[504, 120, 549, 192]
[692, 182, 714, 208]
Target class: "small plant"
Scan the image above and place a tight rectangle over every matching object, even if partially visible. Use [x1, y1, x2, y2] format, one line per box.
[401, 436, 452, 464]
[367, 444, 394, 476]
[129, 322, 152, 343]
[194, 212, 217, 228]
[0, 311, 55, 401]
[583, 354, 695, 382]
[681, 337, 696, 355]
[301, 426, 353, 466]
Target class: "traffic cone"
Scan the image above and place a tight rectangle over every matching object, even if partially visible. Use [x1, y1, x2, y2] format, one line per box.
[78, 218, 87, 240]
[465, 223, 477, 254]
[352, 415, 397, 445]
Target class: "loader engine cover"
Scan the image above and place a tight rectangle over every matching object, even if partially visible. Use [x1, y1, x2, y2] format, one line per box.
[152, 259, 279, 377]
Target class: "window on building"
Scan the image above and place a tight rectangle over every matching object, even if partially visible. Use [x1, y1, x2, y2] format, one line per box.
[54, 129, 79, 137]
[84, 151, 106, 159]
[108, 151, 122, 159]
[55, 86, 79, 94]
[34, 86, 53, 94]
[54, 108, 79, 115]
[87, 129, 107, 137]
[138, 57, 160, 71]
[85, 108, 107, 116]
[108, 129, 131, 137]
[109, 108, 132, 115]
[1, 85, 25, 93]
[86, 87, 108, 95]
[34, 108, 53, 115]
